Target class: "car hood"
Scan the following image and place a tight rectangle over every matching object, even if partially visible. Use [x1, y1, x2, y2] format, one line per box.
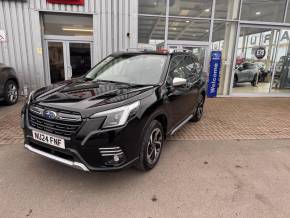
[31, 78, 155, 112]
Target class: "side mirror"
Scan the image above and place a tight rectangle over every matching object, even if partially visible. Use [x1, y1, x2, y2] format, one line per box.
[173, 77, 187, 87]
[238, 67, 243, 71]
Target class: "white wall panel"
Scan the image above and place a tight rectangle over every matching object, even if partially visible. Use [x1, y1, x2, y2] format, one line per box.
[0, 0, 138, 93]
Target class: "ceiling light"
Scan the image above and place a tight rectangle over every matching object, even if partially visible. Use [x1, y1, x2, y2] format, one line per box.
[185, 20, 190, 23]
[153, 1, 157, 6]
[255, 11, 261, 15]
[205, 30, 209, 33]
[62, 27, 93, 32]
[204, 8, 210, 12]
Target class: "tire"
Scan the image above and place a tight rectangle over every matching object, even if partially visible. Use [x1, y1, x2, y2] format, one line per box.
[233, 76, 238, 87]
[251, 74, 258, 86]
[135, 120, 164, 171]
[3, 80, 19, 105]
[191, 94, 205, 122]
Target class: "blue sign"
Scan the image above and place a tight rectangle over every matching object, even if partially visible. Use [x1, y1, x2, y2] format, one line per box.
[207, 51, 222, 98]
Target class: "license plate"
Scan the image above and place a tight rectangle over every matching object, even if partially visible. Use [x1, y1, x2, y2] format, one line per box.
[32, 130, 65, 149]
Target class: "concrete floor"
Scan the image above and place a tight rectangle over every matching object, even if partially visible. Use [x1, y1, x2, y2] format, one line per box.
[232, 82, 290, 94]
[1, 139, 290, 218]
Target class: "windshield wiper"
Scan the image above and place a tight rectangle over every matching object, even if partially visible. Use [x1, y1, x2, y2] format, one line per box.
[92, 79, 155, 87]
[123, 83, 155, 88]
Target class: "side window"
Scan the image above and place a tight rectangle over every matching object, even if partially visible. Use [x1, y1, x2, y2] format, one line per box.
[167, 56, 187, 83]
[184, 56, 200, 82]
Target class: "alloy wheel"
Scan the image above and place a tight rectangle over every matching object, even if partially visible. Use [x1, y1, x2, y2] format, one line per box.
[146, 128, 163, 165]
[7, 84, 18, 103]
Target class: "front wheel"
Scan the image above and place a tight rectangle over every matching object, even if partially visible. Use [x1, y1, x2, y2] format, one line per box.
[135, 120, 164, 171]
[191, 94, 205, 122]
[3, 80, 19, 105]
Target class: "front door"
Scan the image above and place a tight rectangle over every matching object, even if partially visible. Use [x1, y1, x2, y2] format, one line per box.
[46, 40, 92, 84]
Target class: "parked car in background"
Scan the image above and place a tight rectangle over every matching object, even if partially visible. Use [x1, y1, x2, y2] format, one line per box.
[22, 51, 206, 172]
[234, 62, 260, 87]
[0, 63, 19, 105]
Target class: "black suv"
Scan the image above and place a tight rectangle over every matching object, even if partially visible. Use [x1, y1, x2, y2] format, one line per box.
[22, 51, 206, 172]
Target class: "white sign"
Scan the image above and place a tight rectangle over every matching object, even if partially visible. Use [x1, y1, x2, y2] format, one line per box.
[0, 30, 7, 42]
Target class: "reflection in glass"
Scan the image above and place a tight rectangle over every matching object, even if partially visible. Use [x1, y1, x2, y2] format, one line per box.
[138, 16, 165, 49]
[215, 0, 239, 19]
[69, 43, 91, 78]
[232, 27, 280, 94]
[241, 0, 286, 23]
[43, 13, 93, 36]
[168, 18, 210, 41]
[169, 0, 212, 18]
[48, 42, 65, 83]
[272, 30, 290, 93]
[138, 0, 166, 15]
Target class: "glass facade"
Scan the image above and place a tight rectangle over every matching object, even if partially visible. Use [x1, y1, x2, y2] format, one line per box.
[43, 13, 93, 36]
[138, 0, 290, 96]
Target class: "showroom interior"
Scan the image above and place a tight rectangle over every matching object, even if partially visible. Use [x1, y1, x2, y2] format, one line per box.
[1, 0, 290, 97]
[138, 0, 290, 96]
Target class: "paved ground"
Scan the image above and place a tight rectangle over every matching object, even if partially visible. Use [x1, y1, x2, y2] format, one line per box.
[1, 97, 290, 217]
[1, 139, 290, 217]
[1, 97, 290, 144]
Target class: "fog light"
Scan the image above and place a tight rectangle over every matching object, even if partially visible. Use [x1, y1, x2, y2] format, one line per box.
[99, 147, 126, 166]
[105, 153, 126, 166]
[114, 155, 120, 162]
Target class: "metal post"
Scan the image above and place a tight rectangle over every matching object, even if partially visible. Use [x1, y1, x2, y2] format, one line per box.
[164, 0, 170, 48]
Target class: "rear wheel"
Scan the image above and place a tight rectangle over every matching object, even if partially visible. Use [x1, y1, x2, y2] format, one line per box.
[191, 94, 205, 122]
[251, 74, 258, 86]
[3, 80, 18, 105]
[135, 120, 164, 171]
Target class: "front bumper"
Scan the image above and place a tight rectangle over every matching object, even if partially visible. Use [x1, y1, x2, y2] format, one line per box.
[24, 144, 90, 171]
[22, 106, 144, 172]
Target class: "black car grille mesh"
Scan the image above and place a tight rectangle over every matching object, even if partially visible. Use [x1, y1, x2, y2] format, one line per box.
[28, 107, 82, 137]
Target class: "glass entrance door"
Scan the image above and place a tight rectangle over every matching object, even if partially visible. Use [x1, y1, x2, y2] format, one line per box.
[47, 41, 65, 83]
[232, 25, 290, 95]
[46, 40, 92, 84]
[271, 29, 290, 94]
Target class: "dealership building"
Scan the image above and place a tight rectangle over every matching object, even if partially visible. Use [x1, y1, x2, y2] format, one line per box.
[0, 0, 290, 96]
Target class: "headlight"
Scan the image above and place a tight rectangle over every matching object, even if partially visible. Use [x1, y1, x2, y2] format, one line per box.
[90, 101, 140, 128]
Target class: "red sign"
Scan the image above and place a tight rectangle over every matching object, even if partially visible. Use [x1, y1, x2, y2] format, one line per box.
[47, 0, 84, 5]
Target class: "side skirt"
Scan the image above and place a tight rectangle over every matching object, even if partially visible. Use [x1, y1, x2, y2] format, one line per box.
[170, 114, 193, 136]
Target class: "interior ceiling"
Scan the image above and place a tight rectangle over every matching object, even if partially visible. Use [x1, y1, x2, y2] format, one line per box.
[138, 0, 286, 44]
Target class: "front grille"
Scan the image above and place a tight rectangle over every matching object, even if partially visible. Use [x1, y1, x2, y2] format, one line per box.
[28, 105, 82, 137]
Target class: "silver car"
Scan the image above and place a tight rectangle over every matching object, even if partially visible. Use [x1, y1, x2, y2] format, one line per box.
[0, 63, 19, 105]
[234, 62, 259, 87]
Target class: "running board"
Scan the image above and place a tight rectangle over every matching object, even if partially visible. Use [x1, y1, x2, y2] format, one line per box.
[24, 144, 89, 171]
[170, 115, 193, 135]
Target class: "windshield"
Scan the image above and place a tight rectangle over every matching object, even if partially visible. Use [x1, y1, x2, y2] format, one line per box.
[85, 54, 167, 85]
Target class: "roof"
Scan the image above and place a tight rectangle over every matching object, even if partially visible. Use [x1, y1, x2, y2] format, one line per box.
[111, 50, 197, 57]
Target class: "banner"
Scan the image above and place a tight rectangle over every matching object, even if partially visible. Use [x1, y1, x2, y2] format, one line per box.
[47, 0, 84, 5]
[207, 51, 222, 98]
